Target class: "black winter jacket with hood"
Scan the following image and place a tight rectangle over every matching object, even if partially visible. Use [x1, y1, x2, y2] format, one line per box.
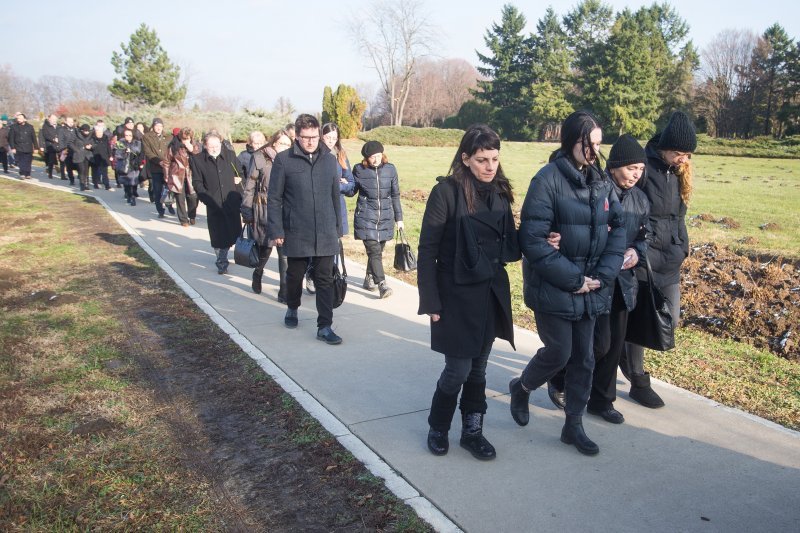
[609, 175, 650, 311]
[519, 153, 626, 320]
[350, 161, 403, 242]
[639, 139, 689, 287]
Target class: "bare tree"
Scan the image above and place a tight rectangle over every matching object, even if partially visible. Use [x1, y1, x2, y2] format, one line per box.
[696, 29, 757, 136]
[401, 58, 480, 127]
[350, 0, 438, 126]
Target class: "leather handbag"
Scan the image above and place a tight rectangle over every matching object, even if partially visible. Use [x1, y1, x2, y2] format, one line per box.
[233, 224, 260, 268]
[625, 256, 675, 351]
[332, 239, 347, 308]
[393, 228, 417, 271]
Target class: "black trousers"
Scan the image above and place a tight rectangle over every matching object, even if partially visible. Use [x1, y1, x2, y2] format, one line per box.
[363, 239, 387, 283]
[60, 152, 74, 181]
[0, 150, 7, 172]
[174, 186, 198, 224]
[588, 285, 629, 410]
[286, 255, 334, 328]
[149, 171, 165, 215]
[16, 152, 33, 177]
[521, 312, 596, 416]
[91, 161, 110, 189]
[256, 244, 288, 301]
[75, 160, 90, 188]
[45, 150, 58, 177]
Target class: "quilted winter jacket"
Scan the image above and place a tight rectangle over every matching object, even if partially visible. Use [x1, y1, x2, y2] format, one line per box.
[350, 162, 403, 242]
[519, 153, 626, 320]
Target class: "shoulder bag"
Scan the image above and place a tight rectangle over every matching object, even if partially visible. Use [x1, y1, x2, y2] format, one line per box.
[333, 239, 347, 308]
[234, 224, 260, 268]
[393, 228, 417, 272]
[625, 255, 675, 351]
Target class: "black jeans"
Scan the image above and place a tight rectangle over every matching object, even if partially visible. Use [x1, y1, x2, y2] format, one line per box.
[91, 161, 110, 189]
[521, 312, 596, 416]
[16, 152, 33, 177]
[286, 255, 334, 328]
[623, 282, 680, 376]
[0, 150, 7, 172]
[150, 171, 165, 215]
[363, 239, 387, 283]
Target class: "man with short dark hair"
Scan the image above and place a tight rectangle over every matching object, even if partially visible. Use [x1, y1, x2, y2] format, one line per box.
[267, 114, 343, 345]
[57, 117, 76, 182]
[142, 118, 172, 218]
[8, 113, 38, 179]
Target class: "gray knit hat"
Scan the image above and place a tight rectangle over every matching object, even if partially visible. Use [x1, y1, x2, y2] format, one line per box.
[657, 111, 697, 153]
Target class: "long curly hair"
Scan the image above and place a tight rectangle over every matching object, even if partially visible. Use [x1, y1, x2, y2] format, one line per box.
[675, 160, 693, 205]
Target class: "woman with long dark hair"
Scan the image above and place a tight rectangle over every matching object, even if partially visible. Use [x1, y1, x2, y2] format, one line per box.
[418, 124, 520, 460]
[509, 111, 625, 456]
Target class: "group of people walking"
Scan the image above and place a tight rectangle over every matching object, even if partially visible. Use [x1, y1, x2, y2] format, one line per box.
[421, 110, 695, 459]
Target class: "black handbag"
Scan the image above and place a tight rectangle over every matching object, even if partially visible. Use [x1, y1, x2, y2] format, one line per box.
[393, 228, 417, 271]
[233, 224, 260, 268]
[333, 240, 347, 308]
[625, 256, 675, 351]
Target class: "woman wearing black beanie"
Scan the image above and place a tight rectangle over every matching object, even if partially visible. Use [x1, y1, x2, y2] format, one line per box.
[622, 111, 696, 408]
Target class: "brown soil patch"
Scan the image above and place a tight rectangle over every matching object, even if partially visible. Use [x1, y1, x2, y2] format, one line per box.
[682, 243, 800, 359]
[402, 188, 429, 203]
[760, 222, 782, 231]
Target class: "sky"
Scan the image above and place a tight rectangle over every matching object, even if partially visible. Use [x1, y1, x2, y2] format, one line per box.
[3, 0, 799, 113]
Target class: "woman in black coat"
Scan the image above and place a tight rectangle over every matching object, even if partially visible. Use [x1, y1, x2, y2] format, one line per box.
[509, 111, 625, 456]
[623, 111, 696, 408]
[351, 141, 404, 299]
[418, 124, 520, 460]
[190, 132, 243, 275]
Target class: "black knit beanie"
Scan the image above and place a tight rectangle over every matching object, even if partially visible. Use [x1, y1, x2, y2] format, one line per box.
[361, 140, 384, 159]
[607, 134, 646, 169]
[657, 111, 697, 153]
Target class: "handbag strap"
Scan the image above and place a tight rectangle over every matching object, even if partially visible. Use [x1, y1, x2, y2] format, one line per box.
[338, 239, 347, 277]
[397, 227, 410, 245]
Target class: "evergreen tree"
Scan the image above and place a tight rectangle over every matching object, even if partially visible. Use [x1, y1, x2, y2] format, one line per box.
[321, 84, 367, 138]
[109, 24, 186, 106]
[475, 4, 535, 139]
[563, 0, 613, 75]
[528, 7, 574, 140]
[594, 10, 661, 137]
[757, 24, 793, 135]
[321, 86, 335, 124]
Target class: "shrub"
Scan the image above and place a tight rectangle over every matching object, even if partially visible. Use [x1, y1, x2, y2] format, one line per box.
[695, 134, 800, 159]
[357, 126, 464, 147]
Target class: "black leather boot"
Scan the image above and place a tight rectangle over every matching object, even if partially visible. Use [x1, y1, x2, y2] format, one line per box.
[628, 372, 665, 408]
[560, 414, 599, 456]
[427, 385, 458, 456]
[252, 268, 263, 294]
[460, 412, 496, 460]
[508, 377, 530, 426]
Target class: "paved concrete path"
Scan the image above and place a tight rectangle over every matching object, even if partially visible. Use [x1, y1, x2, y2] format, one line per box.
[9, 169, 800, 533]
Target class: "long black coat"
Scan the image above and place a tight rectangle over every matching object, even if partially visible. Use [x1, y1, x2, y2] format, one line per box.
[418, 176, 521, 359]
[8, 123, 38, 153]
[609, 177, 650, 311]
[190, 149, 243, 249]
[266, 142, 341, 258]
[69, 131, 93, 164]
[57, 125, 76, 154]
[40, 122, 59, 152]
[519, 153, 626, 320]
[350, 162, 403, 242]
[639, 140, 689, 287]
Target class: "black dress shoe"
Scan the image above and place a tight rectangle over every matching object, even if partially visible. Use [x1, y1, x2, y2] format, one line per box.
[284, 308, 298, 329]
[587, 407, 625, 424]
[167, 205, 176, 215]
[547, 381, 566, 410]
[427, 429, 449, 456]
[316, 326, 342, 345]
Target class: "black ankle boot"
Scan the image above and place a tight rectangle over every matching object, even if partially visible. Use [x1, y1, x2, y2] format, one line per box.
[427, 385, 458, 456]
[427, 429, 449, 456]
[628, 372, 665, 408]
[460, 412, 496, 460]
[509, 378, 530, 426]
[252, 268, 263, 294]
[560, 414, 599, 456]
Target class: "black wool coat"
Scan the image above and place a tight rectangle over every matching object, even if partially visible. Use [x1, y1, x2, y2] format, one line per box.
[190, 149, 243, 249]
[519, 153, 626, 320]
[266, 142, 341, 258]
[9, 123, 38, 153]
[69, 132, 93, 163]
[40, 122, 59, 152]
[417, 176, 521, 358]
[350, 162, 403, 242]
[57, 125, 76, 154]
[639, 141, 689, 287]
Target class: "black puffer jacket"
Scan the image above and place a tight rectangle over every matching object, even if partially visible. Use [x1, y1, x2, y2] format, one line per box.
[639, 139, 689, 287]
[350, 162, 403, 242]
[609, 177, 650, 311]
[519, 153, 626, 320]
